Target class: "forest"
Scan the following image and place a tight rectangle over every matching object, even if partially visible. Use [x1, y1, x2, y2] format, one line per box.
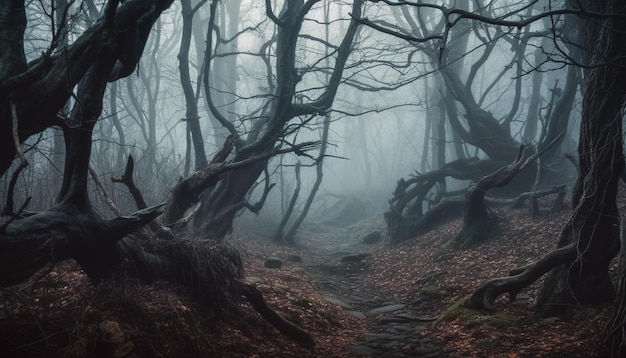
[1, 0, 626, 357]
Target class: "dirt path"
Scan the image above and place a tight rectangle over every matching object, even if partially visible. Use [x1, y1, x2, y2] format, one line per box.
[295, 224, 444, 357]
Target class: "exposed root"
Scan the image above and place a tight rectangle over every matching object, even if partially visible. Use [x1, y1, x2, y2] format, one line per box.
[466, 243, 577, 311]
[234, 280, 315, 349]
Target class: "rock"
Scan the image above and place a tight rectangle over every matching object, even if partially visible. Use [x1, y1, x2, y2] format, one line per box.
[377, 316, 412, 324]
[514, 292, 530, 302]
[480, 314, 517, 327]
[287, 254, 302, 262]
[394, 313, 418, 320]
[244, 276, 264, 283]
[414, 346, 442, 356]
[366, 304, 406, 316]
[323, 295, 354, 310]
[419, 284, 444, 298]
[361, 230, 382, 244]
[384, 327, 400, 334]
[341, 253, 370, 263]
[382, 340, 401, 349]
[345, 345, 375, 356]
[346, 310, 367, 320]
[365, 333, 396, 341]
[264, 257, 282, 269]
[380, 313, 437, 323]
[391, 324, 413, 332]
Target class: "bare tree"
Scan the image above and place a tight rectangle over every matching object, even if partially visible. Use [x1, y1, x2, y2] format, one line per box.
[462, 0, 626, 337]
[195, 0, 364, 239]
[0, 1, 318, 349]
[365, 0, 579, 244]
[179, 0, 209, 173]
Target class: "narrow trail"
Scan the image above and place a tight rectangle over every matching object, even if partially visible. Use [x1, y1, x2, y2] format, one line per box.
[311, 268, 443, 357]
[298, 224, 444, 357]
[241, 206, 611, 357]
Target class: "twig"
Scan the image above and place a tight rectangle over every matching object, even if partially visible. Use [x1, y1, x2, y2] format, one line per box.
[2, 161, 28, 216]
[3, 98, 30, 218]
[89, 166, 121, 216]
[10, 99, 27, 166]
[0, 197, 31, 233]
[234, 280, 315, 348]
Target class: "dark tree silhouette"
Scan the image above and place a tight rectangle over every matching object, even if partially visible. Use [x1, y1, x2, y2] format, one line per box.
[468, 0, 626, 324]
[365, 1, 581, 244]
[0, 0, 314, 348]
[0, 0, 173, 284]
[194, 0, 364, 239]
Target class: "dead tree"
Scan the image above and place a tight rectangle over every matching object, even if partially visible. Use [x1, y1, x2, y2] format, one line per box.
[194, 0, 364, 239]
[366, 1, 580, 244]
[468, 1, 626, 324]
[385, 157, 504, 244]
[0, 0, 315, 348]
[451, 144, 551, 248]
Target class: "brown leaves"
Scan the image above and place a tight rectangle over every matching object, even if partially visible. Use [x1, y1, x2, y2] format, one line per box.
[358, 207, 610, 357]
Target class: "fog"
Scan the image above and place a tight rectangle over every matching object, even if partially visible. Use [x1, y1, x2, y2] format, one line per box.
[2, 0, 581, 244]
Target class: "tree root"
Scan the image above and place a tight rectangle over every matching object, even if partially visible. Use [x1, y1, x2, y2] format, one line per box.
[234, 280, 315, 349]
[466, 243, 577, 311]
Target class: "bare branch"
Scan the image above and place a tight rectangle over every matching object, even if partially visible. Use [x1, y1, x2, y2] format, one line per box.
[265, 0, 284, 25]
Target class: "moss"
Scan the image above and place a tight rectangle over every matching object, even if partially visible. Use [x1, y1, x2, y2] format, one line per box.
[321, 259, 366, 274]
[420, 285, 444, 298]
[435, 296, 480, 324]
[347, 216, 386, 242]
[321, 253, 370, 274]
[289, 295, 313, 308]
[572, 307, 606, 321]
[480, 313, 518, 327]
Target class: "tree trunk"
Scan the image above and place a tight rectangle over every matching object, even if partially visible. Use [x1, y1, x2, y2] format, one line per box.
[274, 162, 301, 244]
[0, 2, 316, 347]
[451, 146, 544, 249]
[468, 0, 626, 317]
[605, 221, 626, 356]
[179, 0, 208, 171]
[195, 0, 363, 239]
[0, 0, 26, 80]
[535, 0, 626, 315]
[283, 114, 331, 243]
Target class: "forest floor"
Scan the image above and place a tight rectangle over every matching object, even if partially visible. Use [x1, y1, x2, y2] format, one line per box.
[0, 201, 616, 357]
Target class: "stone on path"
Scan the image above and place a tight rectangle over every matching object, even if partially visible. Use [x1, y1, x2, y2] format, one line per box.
[346, 310, 366, 320]
[414, 346, 443, 356]
[244, 276, 264, 283]
[323, 295, 354, 310]
[340, 253, 370, 263]
[345, 345, 375, 356]
[365, 303, 406, 316]
[377, 313, 437, 324]
[263, 257, 282, 269]
[361, 230, 382, 244]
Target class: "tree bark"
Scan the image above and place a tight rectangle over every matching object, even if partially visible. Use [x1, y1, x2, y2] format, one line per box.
[0, 0, 27, 80]
[0, 1, 316, 349]
[195, 0, 363, 239]
[468, 0, 626, 317]
[274, 162, 301, 244]
[0, 0, 175, 177]
[535, 0, 626, 315]
[179, 0, 208, 171]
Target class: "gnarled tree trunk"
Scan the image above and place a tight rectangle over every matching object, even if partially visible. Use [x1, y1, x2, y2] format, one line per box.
[194, 0, 363, 239]
[468, 0, 626, 320]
